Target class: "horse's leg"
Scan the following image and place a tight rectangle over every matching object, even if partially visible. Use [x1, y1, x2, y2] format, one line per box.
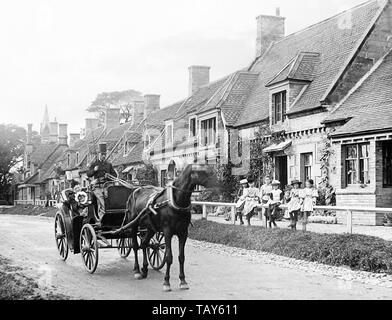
[178, 233, 189, 290]
[140, 229, 154, 279]
[163, 231, 173, 292]
[132, 229, 142, 280]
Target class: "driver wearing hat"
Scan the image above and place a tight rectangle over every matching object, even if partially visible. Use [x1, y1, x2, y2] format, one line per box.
[87, 142, 117, 219]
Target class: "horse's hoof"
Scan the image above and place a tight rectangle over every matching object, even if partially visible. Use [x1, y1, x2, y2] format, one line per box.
[163, 285, 172, 292]
[134, 273, 143, 280]
[179, 283, 189, 290]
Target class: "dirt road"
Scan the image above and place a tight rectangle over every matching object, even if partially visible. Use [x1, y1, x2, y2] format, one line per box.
[0, 214, 391, 300]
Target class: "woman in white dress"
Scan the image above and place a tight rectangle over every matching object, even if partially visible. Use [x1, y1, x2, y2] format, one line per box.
[300, 179, 318, 231]
[242, 177, 260, 226]
[234, 178, 249, 225]
[286, 179, 302, 230]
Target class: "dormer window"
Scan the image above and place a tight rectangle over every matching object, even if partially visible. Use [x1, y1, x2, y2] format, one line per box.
[271, 90, 287, 124]
[67, 153, 70, 166]
[189, 116, 197, 138]
[144, 133, 150, 149]
[124, 141, 129, 155]
[76, 152, 79, 164]
[165, 122, 173, 145]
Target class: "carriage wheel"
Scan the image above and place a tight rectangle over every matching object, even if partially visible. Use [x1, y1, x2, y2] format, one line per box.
[54, 212, 68, 261]
[116, 238, 132, 258]
[80, 224, 99, 274]
[147, 232, 166, 271]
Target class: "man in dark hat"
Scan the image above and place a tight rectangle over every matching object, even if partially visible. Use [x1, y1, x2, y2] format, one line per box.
[87, 142, 117, 219]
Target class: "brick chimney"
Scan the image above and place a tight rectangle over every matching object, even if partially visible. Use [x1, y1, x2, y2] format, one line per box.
[49, 121, 59, 143]
[58, 123, 68, 145]
[255, 8, 285, 58]
[85, 118, 100, 137]
[104, 108, 121, 130]
[133, 101, 145, 124]
[69, 133, 81, 148]
[26, 123, 33, 154]
[143, 94, 160, 119]
[188, 66, 210, 96]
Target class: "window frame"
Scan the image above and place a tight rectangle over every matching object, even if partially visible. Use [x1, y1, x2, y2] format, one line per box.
[165, 121, 174, 145]
[189, 116, 197, 138]
[271, 90, 287, 125]
[344, 143, 370, 186]
[200, 117, 217, 147]
[383, 141, 392, 187]
[300, 152, 313, 182]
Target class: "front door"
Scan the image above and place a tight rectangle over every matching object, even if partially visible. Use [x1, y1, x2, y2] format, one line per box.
[275, 155, 288, 187]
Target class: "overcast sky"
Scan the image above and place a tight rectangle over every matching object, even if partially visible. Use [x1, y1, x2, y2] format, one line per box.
[0, 0, 367, 134]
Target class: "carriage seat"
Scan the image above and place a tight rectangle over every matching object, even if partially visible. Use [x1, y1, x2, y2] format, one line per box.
[101, 185, 134, 228]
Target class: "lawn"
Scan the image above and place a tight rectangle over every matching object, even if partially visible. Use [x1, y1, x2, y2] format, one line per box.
[188, 220, 392, 275]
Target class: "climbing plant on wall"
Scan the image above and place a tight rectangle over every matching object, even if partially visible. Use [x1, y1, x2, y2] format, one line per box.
[248, 125, 284, 187]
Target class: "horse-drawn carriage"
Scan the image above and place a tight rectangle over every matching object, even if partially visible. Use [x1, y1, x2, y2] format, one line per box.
[54, 179, 166, 274]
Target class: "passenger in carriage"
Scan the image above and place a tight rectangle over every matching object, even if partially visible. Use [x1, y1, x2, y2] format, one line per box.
[87, 143, 117, 220]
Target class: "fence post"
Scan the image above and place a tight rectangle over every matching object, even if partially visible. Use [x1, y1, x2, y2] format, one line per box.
[231, 205, 236, 225]
[346, 210, 352, 234]
[202, 204, 207, 220]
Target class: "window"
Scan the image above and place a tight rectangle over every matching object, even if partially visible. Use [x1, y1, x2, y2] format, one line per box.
[160, 170, 167, 187]
[200, 117, 216, 147]
[67, 154, 70, 166]
[76, 152, 79, 164]
[189, 117, 197, 138]
[344, 143, 370, 185]
[271, 91, 287, 124]
[124, 141, 129, 155]
[383, 141, 392, 187]
[165, 124, 173, 145]
[237, 134, 242, 158]
[301, 153, 313, 182]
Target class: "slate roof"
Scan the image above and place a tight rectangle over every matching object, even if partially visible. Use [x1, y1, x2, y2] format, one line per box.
[327, 48, 392, 137]
[113, 141, 144, 166]
[30, 143, 58, 166]
[235, 0, 385, 126]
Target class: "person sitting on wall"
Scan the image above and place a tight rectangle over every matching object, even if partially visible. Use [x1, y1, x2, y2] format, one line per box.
[266, 180, 283, 228]
[241, 176, 260, 226]
[87, 143, 117, 220]
[234, 178, 249, 225]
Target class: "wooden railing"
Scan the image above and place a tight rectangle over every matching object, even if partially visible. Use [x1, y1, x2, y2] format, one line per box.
[192, 201, 392, 234]
[14, 199, 57, 207]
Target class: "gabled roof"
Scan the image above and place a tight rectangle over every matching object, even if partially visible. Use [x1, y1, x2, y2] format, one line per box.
[30, 143, 58, 166]
[235, 0, 386, 126]
[327, 48, 392, 137]
[112, 141, 144, 166]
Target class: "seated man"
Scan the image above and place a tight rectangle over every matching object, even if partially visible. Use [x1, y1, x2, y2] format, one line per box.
[87, 143, 117, 220]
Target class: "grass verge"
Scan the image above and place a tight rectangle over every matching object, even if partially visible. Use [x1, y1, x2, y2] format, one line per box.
[0, 255, 68, 300]
[188, 220, 392, 275]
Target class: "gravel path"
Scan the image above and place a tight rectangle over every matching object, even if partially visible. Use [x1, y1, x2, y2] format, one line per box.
[1, 214, 392, 299]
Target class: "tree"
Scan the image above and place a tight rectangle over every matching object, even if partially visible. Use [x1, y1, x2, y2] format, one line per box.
[87, 89, 143, 123]
[136, 162, 158, 186]
[0, 124, 26, 200]
[215, 161, 238, 202]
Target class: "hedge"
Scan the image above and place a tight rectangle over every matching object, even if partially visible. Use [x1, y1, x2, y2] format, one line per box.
[188, 220, 392, 275]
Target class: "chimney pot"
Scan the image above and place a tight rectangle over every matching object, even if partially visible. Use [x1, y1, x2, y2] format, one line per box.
[85, 118, 100, 137]
[143, 94, 160, 119]
[69, 133, 81, 148]
[188, 65, 210, 96]
[104, 108, 121, 130]
[58, 123, 68, 145]
[49, 121, 59, 143]
[276, 7, 280, 16]
[255, 13, 285, 58]
[27, 123, 33, 145]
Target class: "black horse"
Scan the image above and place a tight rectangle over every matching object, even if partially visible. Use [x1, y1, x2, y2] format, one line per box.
[125, 164, 217, 291]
